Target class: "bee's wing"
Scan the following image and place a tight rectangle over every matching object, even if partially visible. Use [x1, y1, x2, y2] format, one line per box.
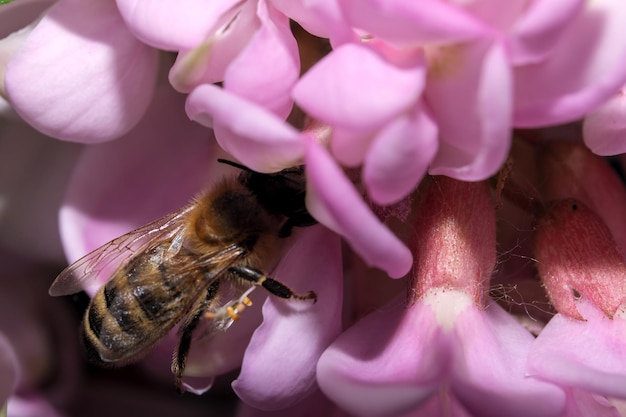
[49, 205, 194, 296]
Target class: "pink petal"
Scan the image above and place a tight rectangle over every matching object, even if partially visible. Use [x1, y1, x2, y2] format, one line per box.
[180, 376, 214, 396]
[328, 127, 374, 167]
[115, 0, 241, 50]
[233, 226, 343, 409]
[508, 0, 585, 65]
[224, 0, 299, 118]
[60, 86, 216, 293]
[340, 0, 490, 46]
[317, 297, 447, 417]
[562, 389, 621, 417]
[235, 389, 341, 417]
[305, 138, 412, 278]
[513, 0, 626, 127]
[528, 299, 626, 398]
[6, 395, 65, 417]
[271, 0, 356, 43]
[5, 0, 158, 143]
[293, 43, 426, 130]
[427, 39, 513, 180]
[450, 300, 566, 417]
[185, 84, 305, 173]
[583, 88, 626, 156]
[363, 107, 438, 205]
[0, 0, 53, 92]
[169, 1, 258, 92]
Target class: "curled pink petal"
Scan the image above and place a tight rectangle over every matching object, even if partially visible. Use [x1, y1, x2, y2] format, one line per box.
[341, 0, 490, 46]
[363, 108, 438, 205]
[5, 0, 158, 143]
[116, 0, 241, 50]
[513, 0, 626, 127]
[169, 1, 258, 92]
[528, 300, 626, 399]
[305, 137, 412, 278]
[508, 0, 585, 65]
[449, 300, 565, 417]
[427, 39, 512, 180]
[271, 0, 356, 43]
[293, 43, 425, 130]
[224, 0, 299, 118]
[562, 389, 621, 417]
[583, 89, 626, 156]
[233, 226, 343, 409]
[317, 297, 447, 417]
[186, 84, 305, 173]
[180, 376, 214, 396]
[0, 0, 53, 98]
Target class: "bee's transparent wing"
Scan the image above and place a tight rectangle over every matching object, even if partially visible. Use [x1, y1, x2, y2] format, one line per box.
[49, 205, 194, 296]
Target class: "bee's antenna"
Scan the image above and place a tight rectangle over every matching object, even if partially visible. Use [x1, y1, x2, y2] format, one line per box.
[217, 159, 255, 173]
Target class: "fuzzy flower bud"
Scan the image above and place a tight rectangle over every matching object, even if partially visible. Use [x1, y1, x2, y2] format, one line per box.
[533, 199, 626, 320]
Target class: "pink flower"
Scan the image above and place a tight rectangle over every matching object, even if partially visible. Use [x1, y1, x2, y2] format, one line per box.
[317, 177, 565, 417]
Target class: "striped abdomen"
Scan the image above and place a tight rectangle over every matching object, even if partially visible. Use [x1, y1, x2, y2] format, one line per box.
[82, 248, 203, 364]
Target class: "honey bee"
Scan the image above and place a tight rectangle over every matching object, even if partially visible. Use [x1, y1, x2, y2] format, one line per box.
[49, 160, 318, 392]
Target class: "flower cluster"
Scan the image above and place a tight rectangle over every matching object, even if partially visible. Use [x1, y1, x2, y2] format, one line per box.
[2, 0, 626, 416]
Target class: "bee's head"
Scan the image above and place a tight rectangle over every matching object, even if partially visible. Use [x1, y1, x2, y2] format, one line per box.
[217, 160, 317, 235]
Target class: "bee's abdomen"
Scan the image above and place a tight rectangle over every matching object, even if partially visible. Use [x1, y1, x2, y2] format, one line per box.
[82, 280, 179, 363]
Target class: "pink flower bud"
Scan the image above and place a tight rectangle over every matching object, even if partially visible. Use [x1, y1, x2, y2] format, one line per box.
[533, 199, 626, 320]
[538, 141, 626, 255]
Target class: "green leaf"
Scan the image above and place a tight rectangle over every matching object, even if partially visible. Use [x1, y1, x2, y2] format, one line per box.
[0, 0, 16, 5]
[0, 402, 6, 417]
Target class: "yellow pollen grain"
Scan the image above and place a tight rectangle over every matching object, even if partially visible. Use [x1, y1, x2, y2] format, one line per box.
[226, 306, 240, 321]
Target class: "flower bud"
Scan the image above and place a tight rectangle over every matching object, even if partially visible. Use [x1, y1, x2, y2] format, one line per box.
[537, 141, 626, 255]
[533, 199, 626, 320]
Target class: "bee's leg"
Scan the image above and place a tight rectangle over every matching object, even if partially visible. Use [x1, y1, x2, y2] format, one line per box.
[172, 281, 220, 394]
[228, 265, 317, 303]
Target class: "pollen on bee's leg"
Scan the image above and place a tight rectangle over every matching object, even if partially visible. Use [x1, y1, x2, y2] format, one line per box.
[242, 296, 253, 307]
[226, 306, 240, 321]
